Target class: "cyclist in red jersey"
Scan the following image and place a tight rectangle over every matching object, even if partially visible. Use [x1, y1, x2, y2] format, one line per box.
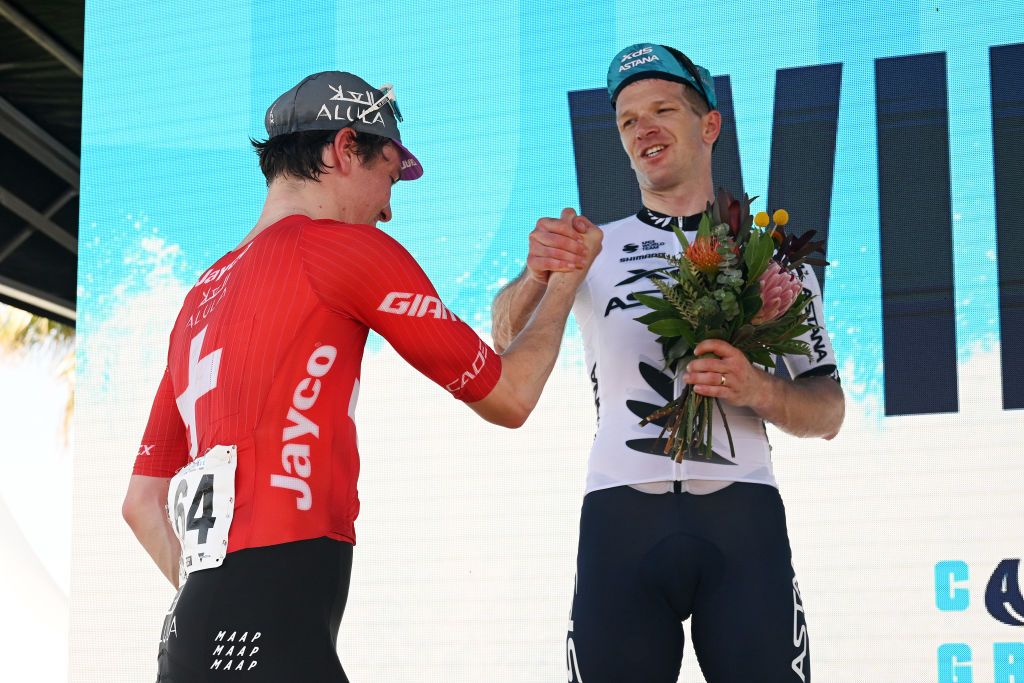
[121, 70, 602, 682]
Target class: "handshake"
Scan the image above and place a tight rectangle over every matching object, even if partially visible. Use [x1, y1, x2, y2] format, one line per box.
[525, 207, 604, 285]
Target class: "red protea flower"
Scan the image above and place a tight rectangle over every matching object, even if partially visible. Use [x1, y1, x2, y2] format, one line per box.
[711, 187, 755, 239]
[752, 261, 803, 324]
[685, 235, 722, 275]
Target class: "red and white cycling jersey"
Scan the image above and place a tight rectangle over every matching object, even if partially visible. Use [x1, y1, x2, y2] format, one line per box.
[133, 215, 501, 552]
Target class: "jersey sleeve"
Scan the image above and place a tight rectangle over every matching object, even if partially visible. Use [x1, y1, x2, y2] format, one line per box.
[299, 221, 501, 402]
[781, 264, 841, 382]
[133, 367, 190, 477]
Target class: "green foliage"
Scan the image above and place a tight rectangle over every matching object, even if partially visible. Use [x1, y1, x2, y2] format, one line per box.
[632, 291, 672, 312]
[672, 224, 690, 250]
[740, 286, 763, 321]
[697, 212, 713, 236]
[630, 187, 827, 462]
[747, 347, 776, 368]
[666, 340, 693, 365]
[649, 318, 688, 338]
[772, 339, 812, 357]
[743, 231, 774, 281]
[634, 309, 676, 325]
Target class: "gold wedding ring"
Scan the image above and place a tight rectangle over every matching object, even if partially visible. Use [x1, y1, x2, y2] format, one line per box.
[720, 373, 727, 386]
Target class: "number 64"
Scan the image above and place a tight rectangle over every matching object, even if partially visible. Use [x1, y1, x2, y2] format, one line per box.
[172, 474, 217, 545]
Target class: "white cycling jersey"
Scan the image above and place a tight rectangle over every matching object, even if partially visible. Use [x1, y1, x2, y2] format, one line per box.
[572, 208, 839, 494]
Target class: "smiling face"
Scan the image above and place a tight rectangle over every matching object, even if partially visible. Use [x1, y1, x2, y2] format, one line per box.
[615, 78, 719, 198]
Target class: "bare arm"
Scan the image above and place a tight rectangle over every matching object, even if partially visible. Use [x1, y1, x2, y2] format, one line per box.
[123, 474, 181, 588]
[470, 223, 602, 427]
[491, 271, 547, 353]
[746, 374, 844, 438]
[492, 208, 596, 352]
[684, 339, 845, 439]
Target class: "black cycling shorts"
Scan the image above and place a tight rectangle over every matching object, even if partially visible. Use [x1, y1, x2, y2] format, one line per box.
[156, 537, 353, 682]
[566, 483, 810, 683]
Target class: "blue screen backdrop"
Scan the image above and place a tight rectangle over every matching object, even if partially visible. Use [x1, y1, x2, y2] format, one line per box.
[73, 3, 1024, 681]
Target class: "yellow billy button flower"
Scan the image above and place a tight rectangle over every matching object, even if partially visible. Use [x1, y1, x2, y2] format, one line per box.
[754, 211, 770, 228]
[772, 208, 790, 226]
[685, 235, 722, 275]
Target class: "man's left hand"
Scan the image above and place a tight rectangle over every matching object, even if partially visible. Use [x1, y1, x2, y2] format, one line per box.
[681, 339, 766, 408]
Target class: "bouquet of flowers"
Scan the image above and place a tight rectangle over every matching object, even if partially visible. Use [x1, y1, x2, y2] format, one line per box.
[633, 188, 827, 462]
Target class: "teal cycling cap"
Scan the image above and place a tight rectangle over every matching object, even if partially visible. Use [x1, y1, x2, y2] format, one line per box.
[607, 43, 717, 111]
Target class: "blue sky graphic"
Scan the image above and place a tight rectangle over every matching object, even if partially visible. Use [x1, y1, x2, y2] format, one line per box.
[79, 0, 1024, 408]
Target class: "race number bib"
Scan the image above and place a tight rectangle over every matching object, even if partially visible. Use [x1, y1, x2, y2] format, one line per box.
[167, 444, 237, 581]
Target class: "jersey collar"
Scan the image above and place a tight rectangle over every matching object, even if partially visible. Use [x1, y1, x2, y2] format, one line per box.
[636, 207, 703, 233]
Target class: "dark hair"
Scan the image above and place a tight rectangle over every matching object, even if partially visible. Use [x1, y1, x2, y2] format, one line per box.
[663, 46, 714, 115]
[675, 81, 711, 117]
[250, 128, 392, 183]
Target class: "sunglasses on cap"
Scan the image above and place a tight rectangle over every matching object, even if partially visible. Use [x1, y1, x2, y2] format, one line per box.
[361, 83, 404, 123]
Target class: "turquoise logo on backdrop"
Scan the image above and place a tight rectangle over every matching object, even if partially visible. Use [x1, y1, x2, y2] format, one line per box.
[987, 560, 1024, 627]
[935, 559, 1024, 624]
[937, 643, 1024, 683]
[935, 560, 1024, 682]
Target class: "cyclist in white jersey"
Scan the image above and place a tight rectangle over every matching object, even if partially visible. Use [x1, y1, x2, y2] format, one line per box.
[492, 44, 844, 682]
[576, 207, 838, 495]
